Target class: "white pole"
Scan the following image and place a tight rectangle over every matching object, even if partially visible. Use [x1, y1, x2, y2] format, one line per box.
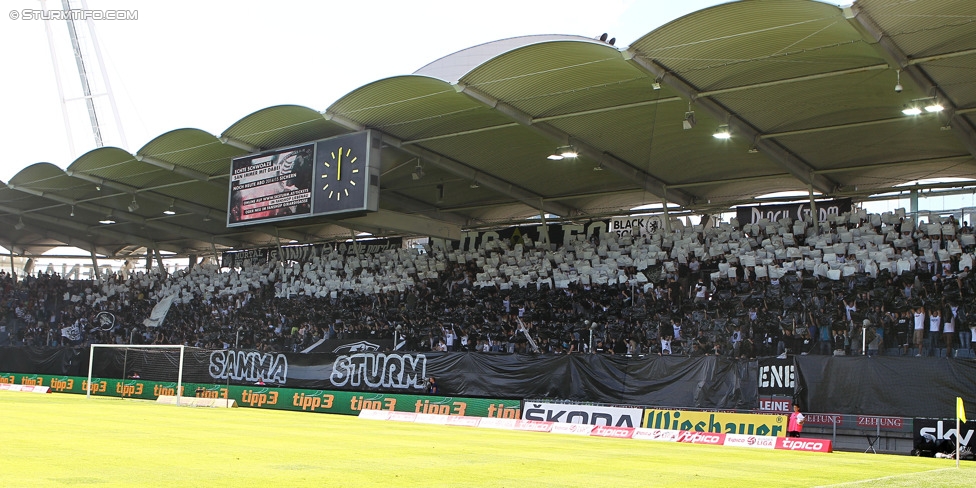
[957, 413, 961, 468]
[176, 345, 185, 406]
[86, 343, 94, 399]
[862, 326, 866, 356]
[41, 0, 77, 158]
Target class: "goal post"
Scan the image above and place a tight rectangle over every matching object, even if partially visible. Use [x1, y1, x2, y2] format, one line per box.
[86, 344, 186, 405]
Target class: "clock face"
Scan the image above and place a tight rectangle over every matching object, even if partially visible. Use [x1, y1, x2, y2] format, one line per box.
[313, 131, 369, 215]
[321, 145, 360, 201]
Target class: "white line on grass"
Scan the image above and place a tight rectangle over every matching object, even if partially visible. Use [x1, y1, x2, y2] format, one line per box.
[813, 467, 960, 487]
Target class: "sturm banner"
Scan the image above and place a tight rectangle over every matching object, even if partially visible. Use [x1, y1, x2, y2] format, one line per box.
[329, 353, 428, 390]
[11, 346, 970, 418]
[221, 238, 404, 268]
[300, 338, 394, 354]
[735, 198, 852, 226]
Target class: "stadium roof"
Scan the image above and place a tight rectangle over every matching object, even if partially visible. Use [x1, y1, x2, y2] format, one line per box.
[2, 0, 976, 259]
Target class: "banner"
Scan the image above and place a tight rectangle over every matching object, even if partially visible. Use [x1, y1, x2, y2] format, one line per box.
[757, 357, 797, 397]
[735, 198, 852, 226]
[521, 401, 644, 427]
[60, 324, 82, 342]
[914, 418, 976, 448]
[793, 355, 976, 419]
[221, 238, 404, 268]
[643, 409, 787, 437]
[300, 338, 394, 354]
[0, 372, 520, 418]
[4, 347, 974, 419]
[228, 144, 314, 226]
[143, 294, 176, 327]
[608, 215, 668, 238]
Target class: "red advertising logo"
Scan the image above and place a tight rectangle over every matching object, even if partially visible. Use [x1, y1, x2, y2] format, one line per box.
[551, 423, 595, 436]
[632, 428, 680, 442]
[775, 438, 833, 453]
[446, 416, 482, 428]
[388, 412, 418, 422]
[515, 420, 554, 433]
[856, 416, 903, 429]
[590, 426, 636, 439]
[804, 414, 843, 426]
[677, 431, 726, 445]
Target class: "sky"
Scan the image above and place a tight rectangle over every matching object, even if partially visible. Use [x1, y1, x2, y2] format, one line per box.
[0, 0, 736, 183]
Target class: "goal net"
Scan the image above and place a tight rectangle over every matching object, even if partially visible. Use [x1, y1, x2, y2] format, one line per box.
[86, 344, 186, 404]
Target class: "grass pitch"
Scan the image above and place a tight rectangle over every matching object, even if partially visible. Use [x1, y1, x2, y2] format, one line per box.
[1, 392, 972, 487]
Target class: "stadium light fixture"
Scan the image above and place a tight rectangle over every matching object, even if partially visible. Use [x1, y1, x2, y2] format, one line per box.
[14, 217, 25, 230]
[682, 111, 696, 130]
[70, 205, 75, 217]
[99, 212, 116, 225]
[127, 197, 139, 212]
[712, 125, 731, 139]
[163, 200, 176, 215]
[411, 161, 425, 180]
[902, 97, 943, 116]
[549, 145, 578, 160]
[902, 105, 923, 116]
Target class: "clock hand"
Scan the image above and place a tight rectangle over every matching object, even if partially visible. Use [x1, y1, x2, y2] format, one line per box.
[336, 148, 342, 182]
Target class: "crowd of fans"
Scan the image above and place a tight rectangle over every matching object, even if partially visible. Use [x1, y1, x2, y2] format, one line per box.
[1, 208, 974, 359]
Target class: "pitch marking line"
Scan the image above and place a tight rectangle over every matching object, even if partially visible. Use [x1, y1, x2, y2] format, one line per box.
[814, 467, 961, 487]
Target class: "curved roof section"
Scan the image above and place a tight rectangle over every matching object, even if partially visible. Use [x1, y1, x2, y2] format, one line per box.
[414, 34, 602, 83]
[2, 0, 975, 259]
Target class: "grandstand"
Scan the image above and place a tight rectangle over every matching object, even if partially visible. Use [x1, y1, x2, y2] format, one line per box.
[2, 0, 976, 456]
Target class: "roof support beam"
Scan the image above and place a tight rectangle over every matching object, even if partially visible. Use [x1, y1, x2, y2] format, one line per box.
[65, 170, 226, 222]
[623, 50, 839, 195]
[403, 97, 684, 145]
[5, 183, 241, 248]
[379, 192, 473, 227]
[760, 116, 908, 140]
[219, 136, 260, 153]
[453, 83, 693, 208]
[345, 209, 463, 241]
[134, 154, 226, 188]
[812, 155, 974, 175]
[0, 202, 165, 254]
[323, 111, 579, 218]
[696, 64, 889, 98]
[845, 5, 976, 159]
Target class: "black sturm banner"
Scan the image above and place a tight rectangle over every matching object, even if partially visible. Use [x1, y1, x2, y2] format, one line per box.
[735, 198, 852, 226]
[18, 347, 755, 409]
[221, 222, 617, 268]
[5, 347, 974, 418]
[221, 238, 404, 268]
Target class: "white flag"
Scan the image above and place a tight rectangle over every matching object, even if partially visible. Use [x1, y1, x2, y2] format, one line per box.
[143, 294, 176, 327]
[61, 324, 82, 342]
